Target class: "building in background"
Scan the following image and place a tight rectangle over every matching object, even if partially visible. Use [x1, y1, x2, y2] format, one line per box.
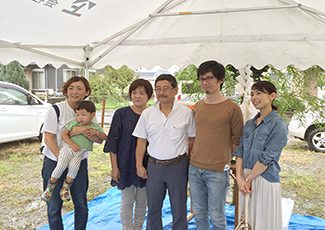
[135, 65, 184, 102]
[24, 63, 79, 95]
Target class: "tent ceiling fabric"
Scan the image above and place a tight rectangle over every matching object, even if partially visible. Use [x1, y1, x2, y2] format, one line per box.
[1, 0, 325, 70]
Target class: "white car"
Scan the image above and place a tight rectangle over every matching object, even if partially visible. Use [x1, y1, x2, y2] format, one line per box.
[0, 81, 51, 144]
[289, 110, 325, 152]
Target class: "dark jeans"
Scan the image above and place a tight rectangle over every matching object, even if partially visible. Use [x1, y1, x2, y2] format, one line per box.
[42, 156, 89, 230]
[146, 156, 189, 230]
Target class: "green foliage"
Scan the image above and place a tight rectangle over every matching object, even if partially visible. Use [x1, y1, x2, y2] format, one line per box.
[307, 66, 325, 89]
[175, 63, 325, 120]
[103, 65, 138, 94]
[267, 65, 325, 121]
[89, 65, 137, 105]
[0, 61, 30, 90]
[174, 65, 204, 96]
[175, 64, 197, 81]
[250, 66, 270, 82]
[225, 64, 269, 83]
[223, 65, 240, 98]
[174, 64, 265, 100]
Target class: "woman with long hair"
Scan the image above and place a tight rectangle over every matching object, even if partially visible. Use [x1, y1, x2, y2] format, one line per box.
[233, 81, 288, 230]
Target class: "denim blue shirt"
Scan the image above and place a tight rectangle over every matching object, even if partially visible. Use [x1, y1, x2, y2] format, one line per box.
[233, 110, 288, 183]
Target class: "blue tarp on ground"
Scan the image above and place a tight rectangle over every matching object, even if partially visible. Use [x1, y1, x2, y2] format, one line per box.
[38, 187, 325, 230]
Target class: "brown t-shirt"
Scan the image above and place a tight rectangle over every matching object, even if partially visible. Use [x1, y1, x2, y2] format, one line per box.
[190, 98, 244, 172]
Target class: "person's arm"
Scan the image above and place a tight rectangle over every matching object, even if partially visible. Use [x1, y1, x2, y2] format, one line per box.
[187, 108, 196, 161]
[84, 129, 107, 144]
[246, 119, 287, 184]
[44, 132, 60, 158]
[110, 152, 120, 183]
[231, 104, 244, 152]
[69, 126, 105, 144]
[69, 125, 87, 136]
[62, 128, 81, 152]
[232, 143, 239, 154]
[238, 160, 268, 196]
[235, 156, 252, 195]
[136, 138, 148, 179]
[187, 137, 195, 162]
[245, 161, 268, 183]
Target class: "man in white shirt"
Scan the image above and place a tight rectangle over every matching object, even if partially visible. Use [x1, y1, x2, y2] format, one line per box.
[133, 74, 195, 230]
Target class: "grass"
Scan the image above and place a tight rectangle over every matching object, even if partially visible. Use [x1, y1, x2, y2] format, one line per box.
[279, 141, 325, 218]
[282, 171, 322, 199]
[0, 135, 324, 229]
[0, 134, 112, 229]
[94, 98, 154, 110]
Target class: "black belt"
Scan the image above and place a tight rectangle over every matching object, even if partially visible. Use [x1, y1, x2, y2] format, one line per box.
[148, 153, 187, 166]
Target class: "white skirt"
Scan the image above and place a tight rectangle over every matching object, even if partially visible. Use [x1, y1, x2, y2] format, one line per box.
[238, 168, 282, 230]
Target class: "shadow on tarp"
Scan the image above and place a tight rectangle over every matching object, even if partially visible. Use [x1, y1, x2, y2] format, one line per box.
[37, 187, 325, 230]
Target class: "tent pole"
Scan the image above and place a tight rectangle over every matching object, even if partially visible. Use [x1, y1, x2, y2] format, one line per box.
[55, 68, 58, 93]
[84, 44, 91, 81]
[85, 67, 89, 81]
[91, 0, 185, 50]
[90, 0, 174, 67]
[92, 18, 147, 50]
[152, 5, 299, 17]
[22, 47, 81, 67]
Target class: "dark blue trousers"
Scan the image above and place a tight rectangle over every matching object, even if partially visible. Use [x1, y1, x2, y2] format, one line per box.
[146, 156, 189, 230]
[42, 156, 89, 230]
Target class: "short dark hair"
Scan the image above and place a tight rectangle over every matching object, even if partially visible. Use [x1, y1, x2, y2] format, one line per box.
[62, 76, 91, 99]
[155, 74, 177, 88]
[197, 60, 225, 90]
[75, 100, 96, 113]
[251, 81, 278, 110]
[129, 79, 153, 99]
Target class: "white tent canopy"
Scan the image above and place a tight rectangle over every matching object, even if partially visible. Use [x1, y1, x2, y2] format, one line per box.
[1, 0, 325, 70]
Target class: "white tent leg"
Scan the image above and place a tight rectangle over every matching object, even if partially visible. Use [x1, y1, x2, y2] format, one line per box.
[235, 65, 257, 123]
[85, 67, 89, 81]
[55, 68, 58, 93]
[84, 44, 91, 81]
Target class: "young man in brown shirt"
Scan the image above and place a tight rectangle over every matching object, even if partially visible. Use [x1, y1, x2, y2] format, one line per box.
[189, 60, 244, 230]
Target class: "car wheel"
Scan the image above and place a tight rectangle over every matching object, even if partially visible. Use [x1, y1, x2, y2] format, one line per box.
[306, 128, 325, 152]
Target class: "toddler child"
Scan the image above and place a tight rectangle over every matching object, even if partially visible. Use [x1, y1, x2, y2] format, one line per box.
[42, 100, 107, 202]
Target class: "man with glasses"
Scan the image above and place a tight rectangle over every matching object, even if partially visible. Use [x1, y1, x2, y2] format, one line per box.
[133, 74, 195, 230]
[189, 60, 244, 230]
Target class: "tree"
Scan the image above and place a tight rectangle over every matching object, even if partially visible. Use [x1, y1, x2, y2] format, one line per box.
[175, 63, 325, 120]
[174, 64, 268, 102]
[89, 65, 138, 104]
[267, 65, 325, 121]
[174, 65, 204, 100]
[102, 65, 138, 95]
[0, 61, 30, 90]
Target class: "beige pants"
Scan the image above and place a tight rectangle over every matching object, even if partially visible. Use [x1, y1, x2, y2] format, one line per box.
[120, 185, 147, 230]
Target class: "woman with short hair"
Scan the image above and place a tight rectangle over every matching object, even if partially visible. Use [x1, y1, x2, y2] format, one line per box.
[104, 79, 153, 230]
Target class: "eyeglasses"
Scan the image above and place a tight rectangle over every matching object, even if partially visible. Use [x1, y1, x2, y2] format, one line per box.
[198, 76, 214, 83]
[155, 87, 173, 93]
